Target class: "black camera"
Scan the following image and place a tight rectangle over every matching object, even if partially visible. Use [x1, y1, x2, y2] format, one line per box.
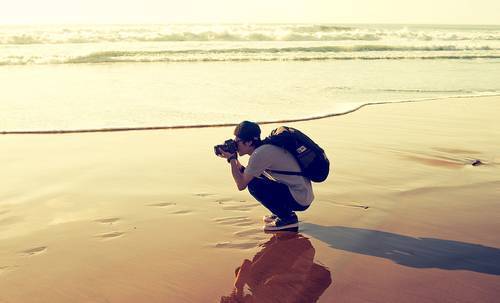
[214, 139, 237, 156]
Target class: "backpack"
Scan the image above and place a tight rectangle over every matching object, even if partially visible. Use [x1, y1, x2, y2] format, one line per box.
[262, 126, 330, 182]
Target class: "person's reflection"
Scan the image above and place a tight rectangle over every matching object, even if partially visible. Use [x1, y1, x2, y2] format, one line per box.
[220, 232, 332, 303]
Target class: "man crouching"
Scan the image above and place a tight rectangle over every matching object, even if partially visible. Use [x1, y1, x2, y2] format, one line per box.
[217, 121, 314, 231]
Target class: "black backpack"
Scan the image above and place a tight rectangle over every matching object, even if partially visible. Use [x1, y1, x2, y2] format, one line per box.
[262, 126, 330, 182]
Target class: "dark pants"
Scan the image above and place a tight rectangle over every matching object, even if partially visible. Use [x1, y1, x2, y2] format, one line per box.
[247, 175, 309, 220]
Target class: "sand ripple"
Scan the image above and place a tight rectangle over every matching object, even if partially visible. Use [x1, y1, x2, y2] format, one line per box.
[233, 228, 263, 237]
[147, 202, 176, 207]
[213, 216, 253, 227]
[214, 241, 259, 249]
[20, 246, 47, 256]
[221, 202, 260, 212]
[94, 217, 120, 224]
[97, 231, 124, 239]
[168, 210, 192, 215]
[193, 192, 215, 197]
[0, 265, 18, 275]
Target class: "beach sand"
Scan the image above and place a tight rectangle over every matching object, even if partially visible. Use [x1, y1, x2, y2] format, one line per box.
[0, 96, 499, 303]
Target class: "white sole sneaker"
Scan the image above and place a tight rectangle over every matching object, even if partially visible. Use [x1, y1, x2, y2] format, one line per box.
[263, 221, 299, 231]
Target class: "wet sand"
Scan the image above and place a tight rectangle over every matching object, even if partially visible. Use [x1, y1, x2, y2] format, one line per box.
[0, 96, 499, 302]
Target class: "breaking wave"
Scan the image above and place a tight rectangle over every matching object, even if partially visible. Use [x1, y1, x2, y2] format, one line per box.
[1, 45, 498, 65]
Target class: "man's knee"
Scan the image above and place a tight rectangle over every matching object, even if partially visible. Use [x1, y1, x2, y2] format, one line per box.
[247, 178, 265, 198]
[247, 178, 259, 195]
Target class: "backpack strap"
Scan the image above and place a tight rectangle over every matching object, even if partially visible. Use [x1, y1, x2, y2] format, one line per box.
[267, 169, 304, 176]
[262, 132, 304, 177]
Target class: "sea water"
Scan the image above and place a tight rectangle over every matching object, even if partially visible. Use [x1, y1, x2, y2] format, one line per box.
[1, 24, 499, 133]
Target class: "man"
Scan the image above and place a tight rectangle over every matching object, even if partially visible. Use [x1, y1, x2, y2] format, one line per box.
[218, 121, 314, 231]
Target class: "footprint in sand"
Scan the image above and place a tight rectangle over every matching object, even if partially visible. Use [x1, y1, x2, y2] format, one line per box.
[147, 202, 176, 207]
[94, 217, 120, 224]
[96, 231, 125, 239]
[194, 192, 215, 198]
[214, 241, 260, 250]
[221, 202, 260, 212]
[0, 266, 8, 275]
[168, 209, 192, 215]
[146, 202, 191, 215]
[212, 218, 266, 250]
[20, 246, 47, 256]
[215, 198, 233, 204]
[0, 265, 19, 275]
[233, 228, 264, 238]
[213, 216, 254, 227]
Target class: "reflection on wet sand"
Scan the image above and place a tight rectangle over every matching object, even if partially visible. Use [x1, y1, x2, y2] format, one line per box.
[220, 232, 332, 303]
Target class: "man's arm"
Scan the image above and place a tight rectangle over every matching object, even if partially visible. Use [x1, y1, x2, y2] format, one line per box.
[218, 148, 255, 191]
[229, 158, 254, 191]
[234, 259, 252, 293]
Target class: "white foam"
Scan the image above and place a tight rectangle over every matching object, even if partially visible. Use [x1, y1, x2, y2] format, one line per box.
[1, 24, 500, 45]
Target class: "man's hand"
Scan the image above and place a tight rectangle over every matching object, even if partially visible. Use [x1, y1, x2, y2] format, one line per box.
[218, 148, 241, 166]
[217, 148, 237, 161]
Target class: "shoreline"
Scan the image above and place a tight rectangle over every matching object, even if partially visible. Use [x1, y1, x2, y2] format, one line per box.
[2, 94, 499, 135]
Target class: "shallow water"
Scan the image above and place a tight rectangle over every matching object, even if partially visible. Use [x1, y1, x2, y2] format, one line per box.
[1, 24, 500, 133]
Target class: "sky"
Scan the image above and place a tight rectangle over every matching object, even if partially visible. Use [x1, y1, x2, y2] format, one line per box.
[1, 0, 499, 25]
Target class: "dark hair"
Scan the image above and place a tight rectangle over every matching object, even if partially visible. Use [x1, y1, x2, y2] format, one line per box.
[234, 121, 262, 147]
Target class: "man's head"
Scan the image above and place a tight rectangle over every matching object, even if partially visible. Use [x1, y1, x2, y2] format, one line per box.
[233, 121, 261, 156]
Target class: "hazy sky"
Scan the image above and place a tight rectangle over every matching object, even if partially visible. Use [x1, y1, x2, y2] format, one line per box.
[1, 0, 499, 25]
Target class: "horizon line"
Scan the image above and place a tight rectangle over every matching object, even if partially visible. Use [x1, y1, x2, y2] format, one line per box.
[1, 22, 499, 26]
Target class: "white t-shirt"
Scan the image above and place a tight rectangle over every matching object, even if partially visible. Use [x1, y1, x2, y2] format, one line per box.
[244, 144, 314, 206]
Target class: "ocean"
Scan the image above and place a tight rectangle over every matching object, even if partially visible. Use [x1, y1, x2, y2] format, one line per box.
[1, 23, 499, 133]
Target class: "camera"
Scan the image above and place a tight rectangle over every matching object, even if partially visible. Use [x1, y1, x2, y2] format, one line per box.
[214, 139, 237, 156]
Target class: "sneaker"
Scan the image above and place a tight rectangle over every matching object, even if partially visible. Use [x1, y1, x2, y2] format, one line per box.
[263, 215, 299, 231]
[262, 214, 277, 223]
